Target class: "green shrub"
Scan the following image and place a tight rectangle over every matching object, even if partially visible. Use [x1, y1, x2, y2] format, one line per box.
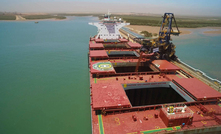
[0, 15, 16, 20]
[22, 15, 66, 20]
[141, 31, 152, 37]
[113, 14, 221, 28]
[153, 33, 158, 36]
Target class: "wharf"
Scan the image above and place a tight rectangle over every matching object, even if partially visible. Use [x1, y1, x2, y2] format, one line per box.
[172, 60, 221, 92]
[120, 27, 221, 92]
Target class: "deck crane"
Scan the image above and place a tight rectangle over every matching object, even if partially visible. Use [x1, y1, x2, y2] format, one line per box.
[157, 13, 180, 59]
[135, 13, 180, 72]
[147, 13, 180, 60]
[159, 13, 180, 43]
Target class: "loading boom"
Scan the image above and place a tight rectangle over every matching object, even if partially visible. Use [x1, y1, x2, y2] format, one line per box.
[141, 13, 180, 60]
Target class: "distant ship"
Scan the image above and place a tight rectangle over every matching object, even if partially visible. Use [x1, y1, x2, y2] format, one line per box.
[88, 12, 221, 134]
[35, 22, 38, 24]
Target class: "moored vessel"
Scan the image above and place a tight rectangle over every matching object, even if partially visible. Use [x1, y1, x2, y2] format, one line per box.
[88, 13, 221, 134]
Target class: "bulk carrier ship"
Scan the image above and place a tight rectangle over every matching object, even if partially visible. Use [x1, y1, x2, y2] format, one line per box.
[88, 13, 221, 134]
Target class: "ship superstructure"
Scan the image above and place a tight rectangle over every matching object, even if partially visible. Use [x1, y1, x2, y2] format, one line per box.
[89, 12, 129, 40]
[88, 13, 221, 134]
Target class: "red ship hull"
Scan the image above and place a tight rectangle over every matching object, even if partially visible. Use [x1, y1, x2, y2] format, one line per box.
[88, 38, 221, 133]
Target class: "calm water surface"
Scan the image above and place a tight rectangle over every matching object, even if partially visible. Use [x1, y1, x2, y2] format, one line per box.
[173, 29, 221, 80]
[0, 16, 97, 134]
[0, 17, 220, 134]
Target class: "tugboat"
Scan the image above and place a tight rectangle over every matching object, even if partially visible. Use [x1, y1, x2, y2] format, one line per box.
[88, 13, 221, 134]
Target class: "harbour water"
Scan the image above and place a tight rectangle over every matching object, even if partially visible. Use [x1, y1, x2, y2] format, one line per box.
[0, 16, 97, 134]
[173, 29, 221, 80]
[0, 16, 220, 134]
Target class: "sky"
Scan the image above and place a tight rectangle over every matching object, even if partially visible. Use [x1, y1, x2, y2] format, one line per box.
[1, 0, 221, 16]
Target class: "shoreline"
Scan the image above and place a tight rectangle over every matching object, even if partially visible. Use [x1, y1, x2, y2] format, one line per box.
[126, 25, 221, 35]
[0, 15, 94, 22]
[1, 16, 221, 35]
[0, 17, 67, 22]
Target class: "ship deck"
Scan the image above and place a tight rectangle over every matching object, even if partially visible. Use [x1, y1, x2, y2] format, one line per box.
[92, 104, 221, 134]
[89, 38, 221, 134]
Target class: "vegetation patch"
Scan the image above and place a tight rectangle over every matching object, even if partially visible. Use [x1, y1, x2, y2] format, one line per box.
[22, 15, 66, 20]
[113, 15, 221, 28]
[0, 14, 16, 20]
[141, 31, 153, 37]
[57, 13, 101, 17]
[153, 33, 158, 36]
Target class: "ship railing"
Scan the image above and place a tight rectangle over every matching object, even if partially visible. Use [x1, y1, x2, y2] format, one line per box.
[91, 48, 134, 50]
[91, 56, 140, 61]
[94, 71, 177, 79]
[169, 124, 221, 133]
[95, 71, 161, 78]
[103, 100, 219, 115]
[177, 58, 221, 86]
[104, 48, 134, 50]
[104, 104, 162, 115]
[108, 56, 139, 59]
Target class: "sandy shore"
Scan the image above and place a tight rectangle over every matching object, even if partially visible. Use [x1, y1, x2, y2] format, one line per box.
[15, 15, 26, 21]
[126, 25, 221, 35]
[126, 25, 191, 35]
[203, 27, 221, 34]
